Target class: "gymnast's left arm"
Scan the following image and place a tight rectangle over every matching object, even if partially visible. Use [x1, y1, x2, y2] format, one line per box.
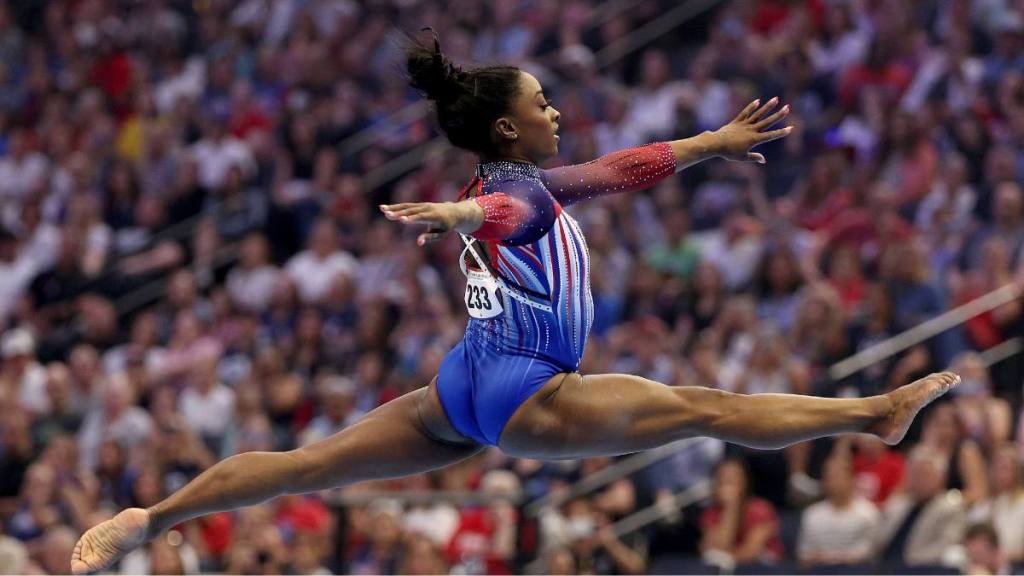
[543, 97, 792, 206]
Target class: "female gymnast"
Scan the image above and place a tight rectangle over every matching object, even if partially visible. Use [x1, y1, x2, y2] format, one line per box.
[71, 32, 958, 573]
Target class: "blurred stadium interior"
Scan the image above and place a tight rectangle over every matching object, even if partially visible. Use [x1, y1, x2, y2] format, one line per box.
[1, 0, 1024, 574]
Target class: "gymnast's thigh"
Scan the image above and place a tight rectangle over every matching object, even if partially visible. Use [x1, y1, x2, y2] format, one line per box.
[497, 372, 698, 459]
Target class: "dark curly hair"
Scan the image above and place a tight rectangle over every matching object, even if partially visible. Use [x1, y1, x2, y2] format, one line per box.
[406, 28, 522, 155]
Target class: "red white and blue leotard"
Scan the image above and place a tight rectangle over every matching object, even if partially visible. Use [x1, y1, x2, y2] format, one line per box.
[436, 142, 677, 445]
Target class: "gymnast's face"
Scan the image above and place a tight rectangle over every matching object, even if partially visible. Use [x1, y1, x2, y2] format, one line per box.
[494, 72, 561, 163]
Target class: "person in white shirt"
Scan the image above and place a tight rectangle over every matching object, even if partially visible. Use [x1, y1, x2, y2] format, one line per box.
[0, 129, 48, 204]
[179, 357, 235, 452]
[226, 232, 280, 313]
[285, 217, 357, 304]
[77, 373, 154, 470]
[624, 49, 685, 142]
[2, 327, 48, 414]
[190, 117, 254, 190]
[798, 455, 881, 568]
[0, 229, 49, 323]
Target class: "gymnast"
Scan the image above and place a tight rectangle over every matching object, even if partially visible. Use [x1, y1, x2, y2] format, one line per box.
[71, 31, 958, 573]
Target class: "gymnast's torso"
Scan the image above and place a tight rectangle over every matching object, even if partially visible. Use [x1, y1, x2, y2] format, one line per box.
[437, 143, 678, 445]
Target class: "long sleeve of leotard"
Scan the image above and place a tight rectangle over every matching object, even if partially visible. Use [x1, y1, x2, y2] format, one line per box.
[540, 142, 677, 207]
[469, 179, 556, 245]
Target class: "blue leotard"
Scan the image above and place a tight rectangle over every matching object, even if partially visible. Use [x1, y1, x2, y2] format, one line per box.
[436, 143, 677, 445]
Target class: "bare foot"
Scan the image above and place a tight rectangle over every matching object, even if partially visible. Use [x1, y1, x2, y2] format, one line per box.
[869, 372, 960, 445]
[71, 507, 151, 574]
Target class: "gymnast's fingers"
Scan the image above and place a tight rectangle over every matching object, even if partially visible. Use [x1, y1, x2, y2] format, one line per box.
[417, 229, 449, 246]
[747, 96, 779, 123]
[732, 99, 760, 123]
[754, 104, 790, 131]
[755, 126, 794, 144]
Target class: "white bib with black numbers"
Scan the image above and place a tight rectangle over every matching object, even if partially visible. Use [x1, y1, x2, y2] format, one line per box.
[463, 268, 503, 319]
[458, 233, 552, 318]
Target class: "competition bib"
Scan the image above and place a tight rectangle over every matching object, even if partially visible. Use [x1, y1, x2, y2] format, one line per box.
[464, 269, 503, 319]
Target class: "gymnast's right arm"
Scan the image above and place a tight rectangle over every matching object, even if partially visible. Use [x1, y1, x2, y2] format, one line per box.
[380, 180, 555, 246]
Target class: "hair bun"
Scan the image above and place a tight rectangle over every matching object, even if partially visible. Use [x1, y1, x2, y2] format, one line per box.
[406, 28, 467, 103]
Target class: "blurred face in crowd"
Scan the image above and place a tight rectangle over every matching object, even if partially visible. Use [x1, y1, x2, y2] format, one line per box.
[102, 374, 133, 417]
[132, 466, 164, 508]
[308, 219, 339, 257]
[130, 311, 159, 347]
[45, 362, 72, 408]
[965, 528, 1002, 575]
[168, 270, 198, 308]
[828, 247, 860, 282]
[98, 440, 125, 476]
[822, 457, 855, 504]
[713, 459, 749, 505]
[171, 311, 202, 345]
[906, 449, 947, 501]
[994, 182, 1023, 227]
[922, 403, 959, 448]
[370, 508, 403, 549]
[240, 233, 270, 268]
[22, 462, 56, 505]
[402, 535, 448, 575]
[640, 49, 670, 88]
[321, 381, 355, 424]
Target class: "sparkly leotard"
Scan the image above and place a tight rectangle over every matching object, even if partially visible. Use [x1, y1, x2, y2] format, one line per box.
[436, 142, 677, 445]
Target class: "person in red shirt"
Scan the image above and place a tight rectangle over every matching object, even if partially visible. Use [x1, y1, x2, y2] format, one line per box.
[851, 435, 906, 506]
[700, 458, 785, 565]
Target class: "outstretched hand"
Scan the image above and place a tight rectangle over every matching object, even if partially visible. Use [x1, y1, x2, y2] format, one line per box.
[710, 97, 792, 164]
[380, 201, 482, 246]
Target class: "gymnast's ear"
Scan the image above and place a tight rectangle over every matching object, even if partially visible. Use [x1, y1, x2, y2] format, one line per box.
[493, 117, 518, 143]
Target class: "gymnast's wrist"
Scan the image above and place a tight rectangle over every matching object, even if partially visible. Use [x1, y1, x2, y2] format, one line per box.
[453, 199, 485, 233]
[698, 130, 727, 159]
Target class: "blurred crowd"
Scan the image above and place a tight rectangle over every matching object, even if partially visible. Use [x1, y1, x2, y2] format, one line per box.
[1, 0, 1024, 574]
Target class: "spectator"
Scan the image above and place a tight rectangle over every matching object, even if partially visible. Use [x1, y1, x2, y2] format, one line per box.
[178, 357, 235, 453]
[77, 373, 154, 471]
[30, 363, 85, 447]
[949, 352, 1012, 450]
[298, 375, 362, 447]
[191, 115, 254, 191]
[559, 498, 645, 575]
[226, 233, 279, 313]
[875, 445, 966, 568]
[700, 458, 784, 566]
[285, 217, 357, 305]
[797, 455, 880, 569]
[918, 403, 990, 506]
[1, 328, 46, 415]
[0, 128, 47, 204]
[962, 523, 1009, 576]
[969, 445, 1024, 565]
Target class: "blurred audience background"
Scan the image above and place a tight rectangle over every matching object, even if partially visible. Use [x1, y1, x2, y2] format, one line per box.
[1, 0, 1023, 574]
